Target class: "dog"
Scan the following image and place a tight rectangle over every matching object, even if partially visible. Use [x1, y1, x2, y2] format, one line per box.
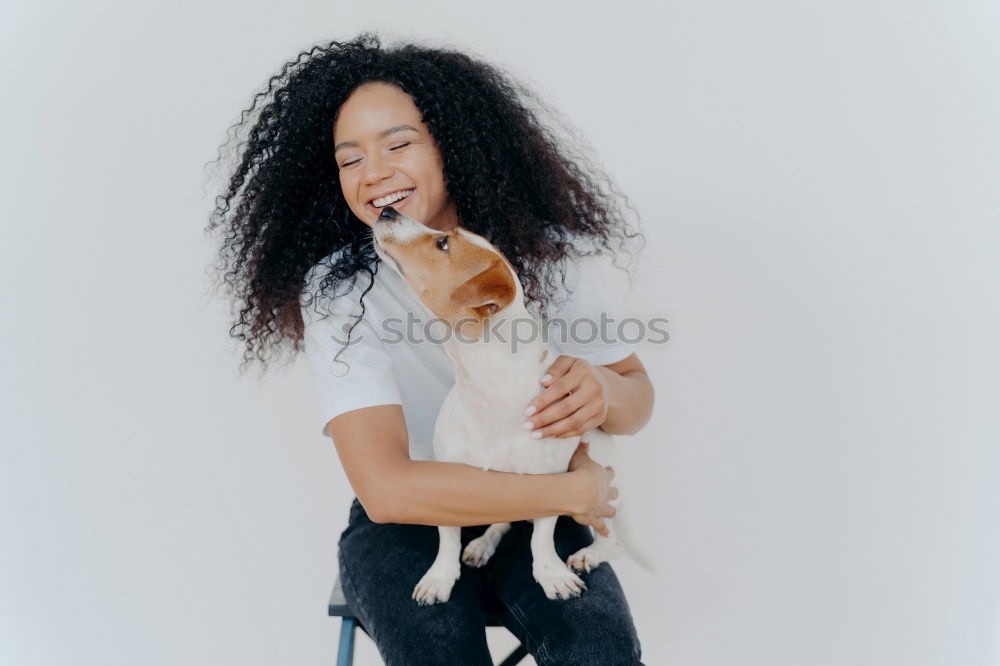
[371, 205, 633, 604]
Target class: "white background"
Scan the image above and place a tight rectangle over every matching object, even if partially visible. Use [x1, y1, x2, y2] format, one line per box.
[2, 1, 999, 665]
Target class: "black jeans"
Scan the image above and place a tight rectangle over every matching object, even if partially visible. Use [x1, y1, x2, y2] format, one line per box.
[338, 498, 643, 665]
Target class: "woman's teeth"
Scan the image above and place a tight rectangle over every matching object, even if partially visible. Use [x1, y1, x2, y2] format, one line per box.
[372, 189, 414, 208]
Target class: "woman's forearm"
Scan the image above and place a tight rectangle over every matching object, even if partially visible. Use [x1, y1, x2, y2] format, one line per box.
[372, 459, 589, 526]
[597, 368, 654, 435]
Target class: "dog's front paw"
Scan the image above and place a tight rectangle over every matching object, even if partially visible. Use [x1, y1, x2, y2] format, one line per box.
[412, 567, 459, 606]
[533, 562, 587, 600]
[462, 536, 498, 568]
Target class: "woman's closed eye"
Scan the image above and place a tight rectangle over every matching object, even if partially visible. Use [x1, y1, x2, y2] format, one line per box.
[340, 143, 412, 168]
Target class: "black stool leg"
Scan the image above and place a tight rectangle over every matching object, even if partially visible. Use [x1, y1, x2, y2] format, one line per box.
[495, 643, 528, 666]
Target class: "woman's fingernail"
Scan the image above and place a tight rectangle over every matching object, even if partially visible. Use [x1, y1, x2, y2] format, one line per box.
[521, 421, 533, 430]
[524, 405, 536, 416]
[531, 431, 543, 439]
[541, 374, 552, 383]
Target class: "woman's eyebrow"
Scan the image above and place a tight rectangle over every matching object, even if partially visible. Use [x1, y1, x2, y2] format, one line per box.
[334, 125, 419, 153]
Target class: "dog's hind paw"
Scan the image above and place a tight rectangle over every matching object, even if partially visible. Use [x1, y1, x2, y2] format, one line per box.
[567, 541, 623, 573]
[412, 569, 459, 606]
[462, 536, 498, 568]
[533, 563, 587, 600]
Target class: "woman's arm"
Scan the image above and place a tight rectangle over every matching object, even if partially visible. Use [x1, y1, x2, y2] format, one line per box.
[524, 352, 655, 438]
[595, 353, 655, 435]
[327, 404, 617, 530]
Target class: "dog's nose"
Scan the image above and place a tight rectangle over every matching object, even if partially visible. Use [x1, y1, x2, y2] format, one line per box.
[379, 206, 399, 222]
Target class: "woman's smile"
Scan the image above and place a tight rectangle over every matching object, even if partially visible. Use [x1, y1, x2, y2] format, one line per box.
[366, 188, 415, 215]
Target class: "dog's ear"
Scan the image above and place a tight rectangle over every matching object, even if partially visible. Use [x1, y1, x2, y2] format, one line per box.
[450, 259, 515, 318]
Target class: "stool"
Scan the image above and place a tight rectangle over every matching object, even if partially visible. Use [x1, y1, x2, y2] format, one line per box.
[329, 577, 528, 665]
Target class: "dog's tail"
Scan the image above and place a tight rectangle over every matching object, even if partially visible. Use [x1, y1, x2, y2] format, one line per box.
[583, 430, 662, 578]
[611, 491, 661, 578]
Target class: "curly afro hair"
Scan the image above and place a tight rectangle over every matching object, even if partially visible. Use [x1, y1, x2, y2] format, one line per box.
[205, 32, 645, 374]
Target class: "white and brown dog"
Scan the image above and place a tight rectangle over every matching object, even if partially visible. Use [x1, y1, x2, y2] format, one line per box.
[371, 206, 636, 604]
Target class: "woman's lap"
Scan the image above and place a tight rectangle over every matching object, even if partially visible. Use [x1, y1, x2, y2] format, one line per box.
[337, 498, 643, 666]
[476, 518, 643, 665]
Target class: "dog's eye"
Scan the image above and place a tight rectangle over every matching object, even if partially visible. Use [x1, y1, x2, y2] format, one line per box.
[436, 235, 449, 252]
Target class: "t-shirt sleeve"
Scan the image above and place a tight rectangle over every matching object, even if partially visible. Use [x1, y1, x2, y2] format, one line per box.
[301, 270, 402, 438]
[543, 255, 638, 367]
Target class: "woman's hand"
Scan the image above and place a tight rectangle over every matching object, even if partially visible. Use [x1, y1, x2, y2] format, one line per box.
[566, 439, 618, 536]
[523, 355, 610, 439]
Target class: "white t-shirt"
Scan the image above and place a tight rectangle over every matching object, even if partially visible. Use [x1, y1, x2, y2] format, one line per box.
[300, 250, 636, 461]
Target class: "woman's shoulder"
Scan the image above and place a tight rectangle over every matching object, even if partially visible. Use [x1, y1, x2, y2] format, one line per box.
[301, 248, 372, 324]
[543, 252, 620, 309]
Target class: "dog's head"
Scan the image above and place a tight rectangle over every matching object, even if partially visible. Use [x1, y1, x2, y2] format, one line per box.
[372, 206, 519, 336]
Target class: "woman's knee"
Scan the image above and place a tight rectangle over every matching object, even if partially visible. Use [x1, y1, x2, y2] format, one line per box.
[513, 564, 643, 666]
[533, 607, 642, 666]
[337, 520, 493, 664]
[364, 601, 494, 666]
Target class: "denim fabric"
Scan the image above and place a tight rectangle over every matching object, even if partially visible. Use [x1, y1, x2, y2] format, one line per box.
[338, 498, 644, 666]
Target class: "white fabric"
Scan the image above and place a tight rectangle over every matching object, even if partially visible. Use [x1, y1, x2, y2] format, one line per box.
[300, 250, 636, 461]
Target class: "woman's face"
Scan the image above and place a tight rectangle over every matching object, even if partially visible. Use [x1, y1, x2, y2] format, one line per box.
[333, 81, 459, 231]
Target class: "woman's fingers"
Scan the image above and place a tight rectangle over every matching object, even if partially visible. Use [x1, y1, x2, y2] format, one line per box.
[599, 504, 617, 518]
[525, 355, 578, 417]
[525, 392, 589, 436]
[568, 441, 620, 535]
[535, 407, 604, 439]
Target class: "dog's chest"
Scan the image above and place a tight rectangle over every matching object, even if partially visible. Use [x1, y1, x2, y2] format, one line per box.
[432, 387, 578, 474]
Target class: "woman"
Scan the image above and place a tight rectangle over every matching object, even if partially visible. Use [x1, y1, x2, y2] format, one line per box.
[207, 33, 653, 665]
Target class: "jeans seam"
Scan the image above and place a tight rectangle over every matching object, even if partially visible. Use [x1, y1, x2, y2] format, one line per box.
[337, 537, 375, 647]
[492, 585, 553, 666]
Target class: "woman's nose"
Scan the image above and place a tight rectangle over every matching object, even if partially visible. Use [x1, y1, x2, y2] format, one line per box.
[361, 151, 394, 183]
